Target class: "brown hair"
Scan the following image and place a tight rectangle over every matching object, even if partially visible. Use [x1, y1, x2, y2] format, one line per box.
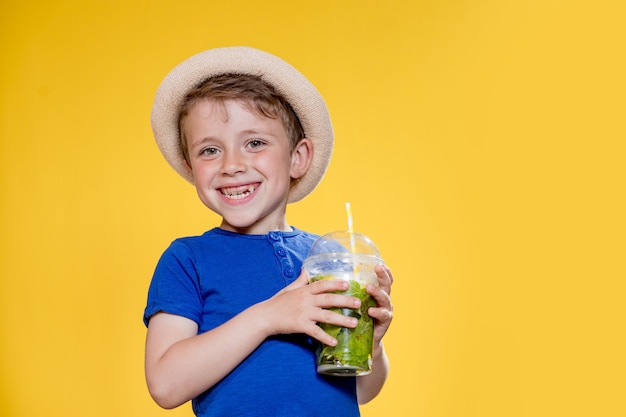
[178, 73, 305, 164]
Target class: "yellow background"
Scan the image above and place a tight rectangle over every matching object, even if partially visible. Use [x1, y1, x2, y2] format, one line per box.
[1, 0, 625, 416]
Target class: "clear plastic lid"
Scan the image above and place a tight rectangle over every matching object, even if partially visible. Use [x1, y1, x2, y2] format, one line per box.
[307, 231, 382, 258]
[304, 231, 382, 284]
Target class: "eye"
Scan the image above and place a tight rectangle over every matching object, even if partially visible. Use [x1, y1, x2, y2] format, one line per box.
[200, 146, 220, 157]
[246, 139, 266, 149]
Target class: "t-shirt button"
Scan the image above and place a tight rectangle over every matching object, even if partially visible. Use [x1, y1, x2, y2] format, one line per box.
[269, 232, 280, 241]
[284, 267, 294, 277]
[276, 247, 286, 257]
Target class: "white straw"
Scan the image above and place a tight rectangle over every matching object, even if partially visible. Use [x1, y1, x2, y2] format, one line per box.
[345, 202, 354, 233]
[346, 202, 355, 252]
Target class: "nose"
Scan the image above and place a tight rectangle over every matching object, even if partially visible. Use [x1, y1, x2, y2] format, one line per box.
[220, 149, 247, 176]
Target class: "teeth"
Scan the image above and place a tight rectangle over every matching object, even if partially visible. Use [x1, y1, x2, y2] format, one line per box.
[221, 185, 256, 199]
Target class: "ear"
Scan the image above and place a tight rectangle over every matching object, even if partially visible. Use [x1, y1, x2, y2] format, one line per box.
[290, 138, 313, 179]
[183, 157, 194, 176]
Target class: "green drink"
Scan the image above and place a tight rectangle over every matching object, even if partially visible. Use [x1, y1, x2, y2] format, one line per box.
[310, 276, 377, 375]
[303, 231, 382, 376]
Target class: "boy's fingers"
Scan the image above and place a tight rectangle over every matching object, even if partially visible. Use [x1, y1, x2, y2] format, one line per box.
[308, 325, 338, 347]
[309, 278, 350, 294]
[367, 283, 393, 311]
[375, 264, 393, 294]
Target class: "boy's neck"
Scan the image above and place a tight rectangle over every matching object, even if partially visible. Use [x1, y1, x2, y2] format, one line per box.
[218, 220, 293, 235]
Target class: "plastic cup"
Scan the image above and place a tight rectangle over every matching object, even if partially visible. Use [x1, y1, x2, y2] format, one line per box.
[303, 231, 382, 376]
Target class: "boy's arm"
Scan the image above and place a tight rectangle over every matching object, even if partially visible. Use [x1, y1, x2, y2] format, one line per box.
[145, 307, 268, 409]
[356, 342, 390, 404]
[145, 273, 360, 409]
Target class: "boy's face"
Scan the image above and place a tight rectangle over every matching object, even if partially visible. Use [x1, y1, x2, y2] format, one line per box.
[182, 99, 311, 234]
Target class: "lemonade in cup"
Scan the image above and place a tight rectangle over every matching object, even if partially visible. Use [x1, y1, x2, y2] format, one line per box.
[303, 231, 382, 376]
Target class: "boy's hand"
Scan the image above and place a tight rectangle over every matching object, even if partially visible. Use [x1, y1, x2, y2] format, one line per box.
[259, 271, 361, 347]
[355, 264, 393, 404]
[367, 264, 394, 345]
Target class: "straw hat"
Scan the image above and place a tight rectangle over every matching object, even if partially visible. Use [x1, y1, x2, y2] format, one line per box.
[151, 46, 334, 203]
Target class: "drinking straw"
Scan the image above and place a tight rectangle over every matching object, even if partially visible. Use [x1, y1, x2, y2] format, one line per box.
[346, 202, 355, 252]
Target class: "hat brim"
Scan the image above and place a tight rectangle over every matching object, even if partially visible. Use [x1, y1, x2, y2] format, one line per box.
[151, 46, 333, 203]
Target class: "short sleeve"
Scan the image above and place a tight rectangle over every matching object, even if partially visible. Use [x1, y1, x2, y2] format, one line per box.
[143, 239, 204, 327]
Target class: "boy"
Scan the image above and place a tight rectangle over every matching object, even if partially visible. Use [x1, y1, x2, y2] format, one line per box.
[144, 47, 394, 417]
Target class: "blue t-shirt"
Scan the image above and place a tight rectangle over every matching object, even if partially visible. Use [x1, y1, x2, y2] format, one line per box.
[144, 228, 360, 417]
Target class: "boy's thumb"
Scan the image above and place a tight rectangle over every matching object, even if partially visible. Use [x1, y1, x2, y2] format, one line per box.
[284, 269, 309, 290]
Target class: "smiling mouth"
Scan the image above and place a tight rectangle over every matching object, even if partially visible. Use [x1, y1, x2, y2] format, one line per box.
[219, 184, 258, 200]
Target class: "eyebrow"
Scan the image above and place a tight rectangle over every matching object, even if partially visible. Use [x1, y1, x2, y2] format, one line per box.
[188, 128, 276, 147]
[239, 128, 274, 136]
